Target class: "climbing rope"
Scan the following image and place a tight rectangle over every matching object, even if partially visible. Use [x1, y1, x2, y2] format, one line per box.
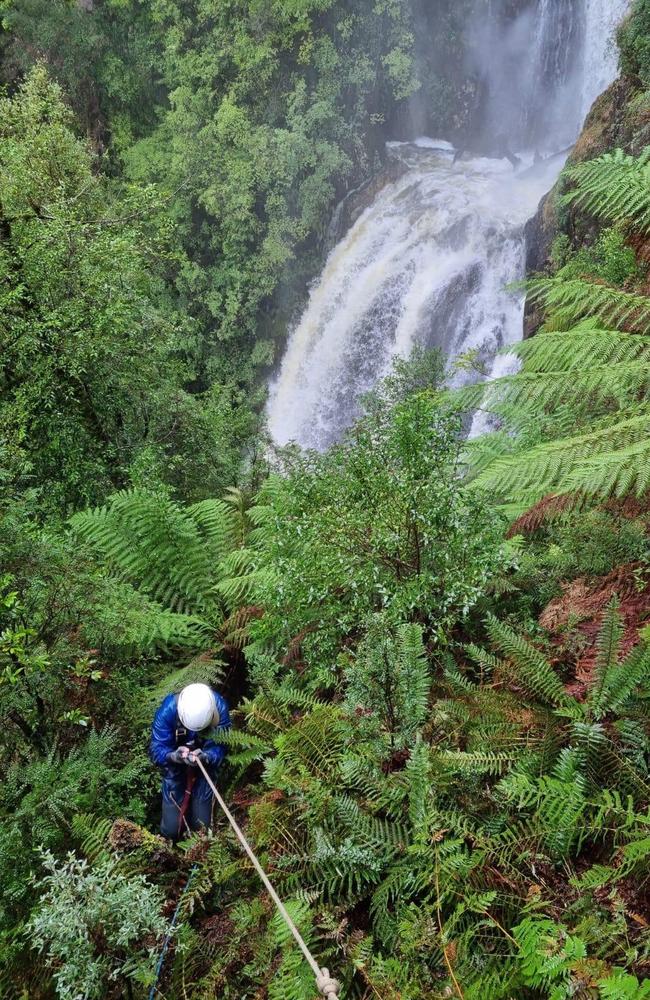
[148, 863, 198, 1000]
[194, 756, 341, 1000]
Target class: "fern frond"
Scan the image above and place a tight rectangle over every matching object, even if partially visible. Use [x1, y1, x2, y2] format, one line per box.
[186, 498, 235, 559]
[437, 750, 517, 776]
[564, 148, 650, 233]
[594, 641, 650, 717]
[469, 412, 650, 503]
[566, 436, 650, 498]
[510, 325, 650, 372]
[587, 599, 624, 718]
[217, 549, 272, 608]
[338, 793, 408, 843]
[466, 360, 650, 415]
[527, 277, 650, 334]
[276, 706, 346, 781]
[485, 615, 569, 707]
[71, 490, 223, 617]
[465, 642, 507, 678]
[71, 813, 112, 864]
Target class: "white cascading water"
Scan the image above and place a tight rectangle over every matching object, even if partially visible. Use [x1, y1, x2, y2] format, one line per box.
[581, 0, 629, 120]
[267, 0, 630, 450]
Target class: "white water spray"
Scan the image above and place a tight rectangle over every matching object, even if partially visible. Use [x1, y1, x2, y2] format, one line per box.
[581, 0, 629, 119]
[267, 0, 630, 449]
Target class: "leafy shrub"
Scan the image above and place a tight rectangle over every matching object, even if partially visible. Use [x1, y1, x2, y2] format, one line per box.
[554, 227, 641, 287]
[29, 850, 166, 1000]
[0, 728, 150, 945]
[251, 370, 504, 674]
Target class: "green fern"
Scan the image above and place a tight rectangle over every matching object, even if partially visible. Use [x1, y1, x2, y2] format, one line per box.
[71, 814, 112, 864]
[527, 277, 650, 334]
[511, 324, 650, 371]
[594, 640, 650, 718]
[566, 436, 650, 498]
[71, 489, 232, 617]
[485, 615, 569, 707]
[588, 599, 624, 718]
[563, 147, 650, 233]
[70, 488, 269, 655]
[459, 146, 650, 509]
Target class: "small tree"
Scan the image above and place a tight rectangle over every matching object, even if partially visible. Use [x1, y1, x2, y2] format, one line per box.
[29, 850, 167, 999]
[253, 359, 504, 675]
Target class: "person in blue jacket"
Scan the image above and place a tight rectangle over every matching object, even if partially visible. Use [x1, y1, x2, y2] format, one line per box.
[150, 682, 230, 840]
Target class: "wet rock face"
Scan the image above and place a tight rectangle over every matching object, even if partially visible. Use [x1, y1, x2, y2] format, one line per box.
[570, 76, 638, 162]
[523, 190, 559, 338]
[325, 159, 408, 249]
[525, 190, 558, 276]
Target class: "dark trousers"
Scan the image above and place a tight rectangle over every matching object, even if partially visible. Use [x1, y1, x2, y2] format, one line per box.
[160, 764, 215, 840]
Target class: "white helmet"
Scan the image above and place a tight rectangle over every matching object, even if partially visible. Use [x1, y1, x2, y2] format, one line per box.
[177, 683, 219, 731]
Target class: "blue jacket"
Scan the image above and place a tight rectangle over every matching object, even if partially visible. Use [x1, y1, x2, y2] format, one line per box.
[149, 690, 231, 769]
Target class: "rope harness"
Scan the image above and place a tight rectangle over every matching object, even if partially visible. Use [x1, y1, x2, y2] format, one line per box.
[194, 757, 341, 1000]
[177, 767, 197, 838]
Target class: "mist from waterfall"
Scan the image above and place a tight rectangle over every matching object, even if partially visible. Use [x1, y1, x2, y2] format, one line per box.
[267, 0, 630, 450]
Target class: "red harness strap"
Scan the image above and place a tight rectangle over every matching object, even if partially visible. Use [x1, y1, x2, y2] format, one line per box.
[177, 767, 197, 837]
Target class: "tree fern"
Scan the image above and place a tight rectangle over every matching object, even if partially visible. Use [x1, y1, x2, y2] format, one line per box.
[566, 436, 650, 498]
[512, 325, 650, 371]
[526, 277, 650, 334]
[71, 489, 232, 617]
[563, 147, 650, 233]
[70, 488, 269, 656]
[469, 410, 650, 505]
[217, 548, 273, 607]
[460, 146, 650, 509]
[461, 358, 650, 415]
[186, 498, 236, 558]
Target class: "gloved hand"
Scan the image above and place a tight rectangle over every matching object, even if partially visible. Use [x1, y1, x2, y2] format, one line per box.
[188, 748, 207, 767]
[167, 747, 189, 765]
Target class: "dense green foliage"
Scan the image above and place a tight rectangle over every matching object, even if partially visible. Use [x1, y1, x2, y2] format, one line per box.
[1, 1, 650, 999]
[250, 377, 504, 670]
[620, 0, 650, 87]
[0, 0, 475, 401]
[0, 69, 248, 515]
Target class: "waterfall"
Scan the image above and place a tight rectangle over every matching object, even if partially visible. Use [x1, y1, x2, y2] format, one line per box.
[581, 0, 629, 119]
[267, 0, 630, 450]
[474, 0, 583, 151]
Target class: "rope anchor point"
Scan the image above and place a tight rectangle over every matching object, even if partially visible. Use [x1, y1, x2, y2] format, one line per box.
[316, 967, 341, 999]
